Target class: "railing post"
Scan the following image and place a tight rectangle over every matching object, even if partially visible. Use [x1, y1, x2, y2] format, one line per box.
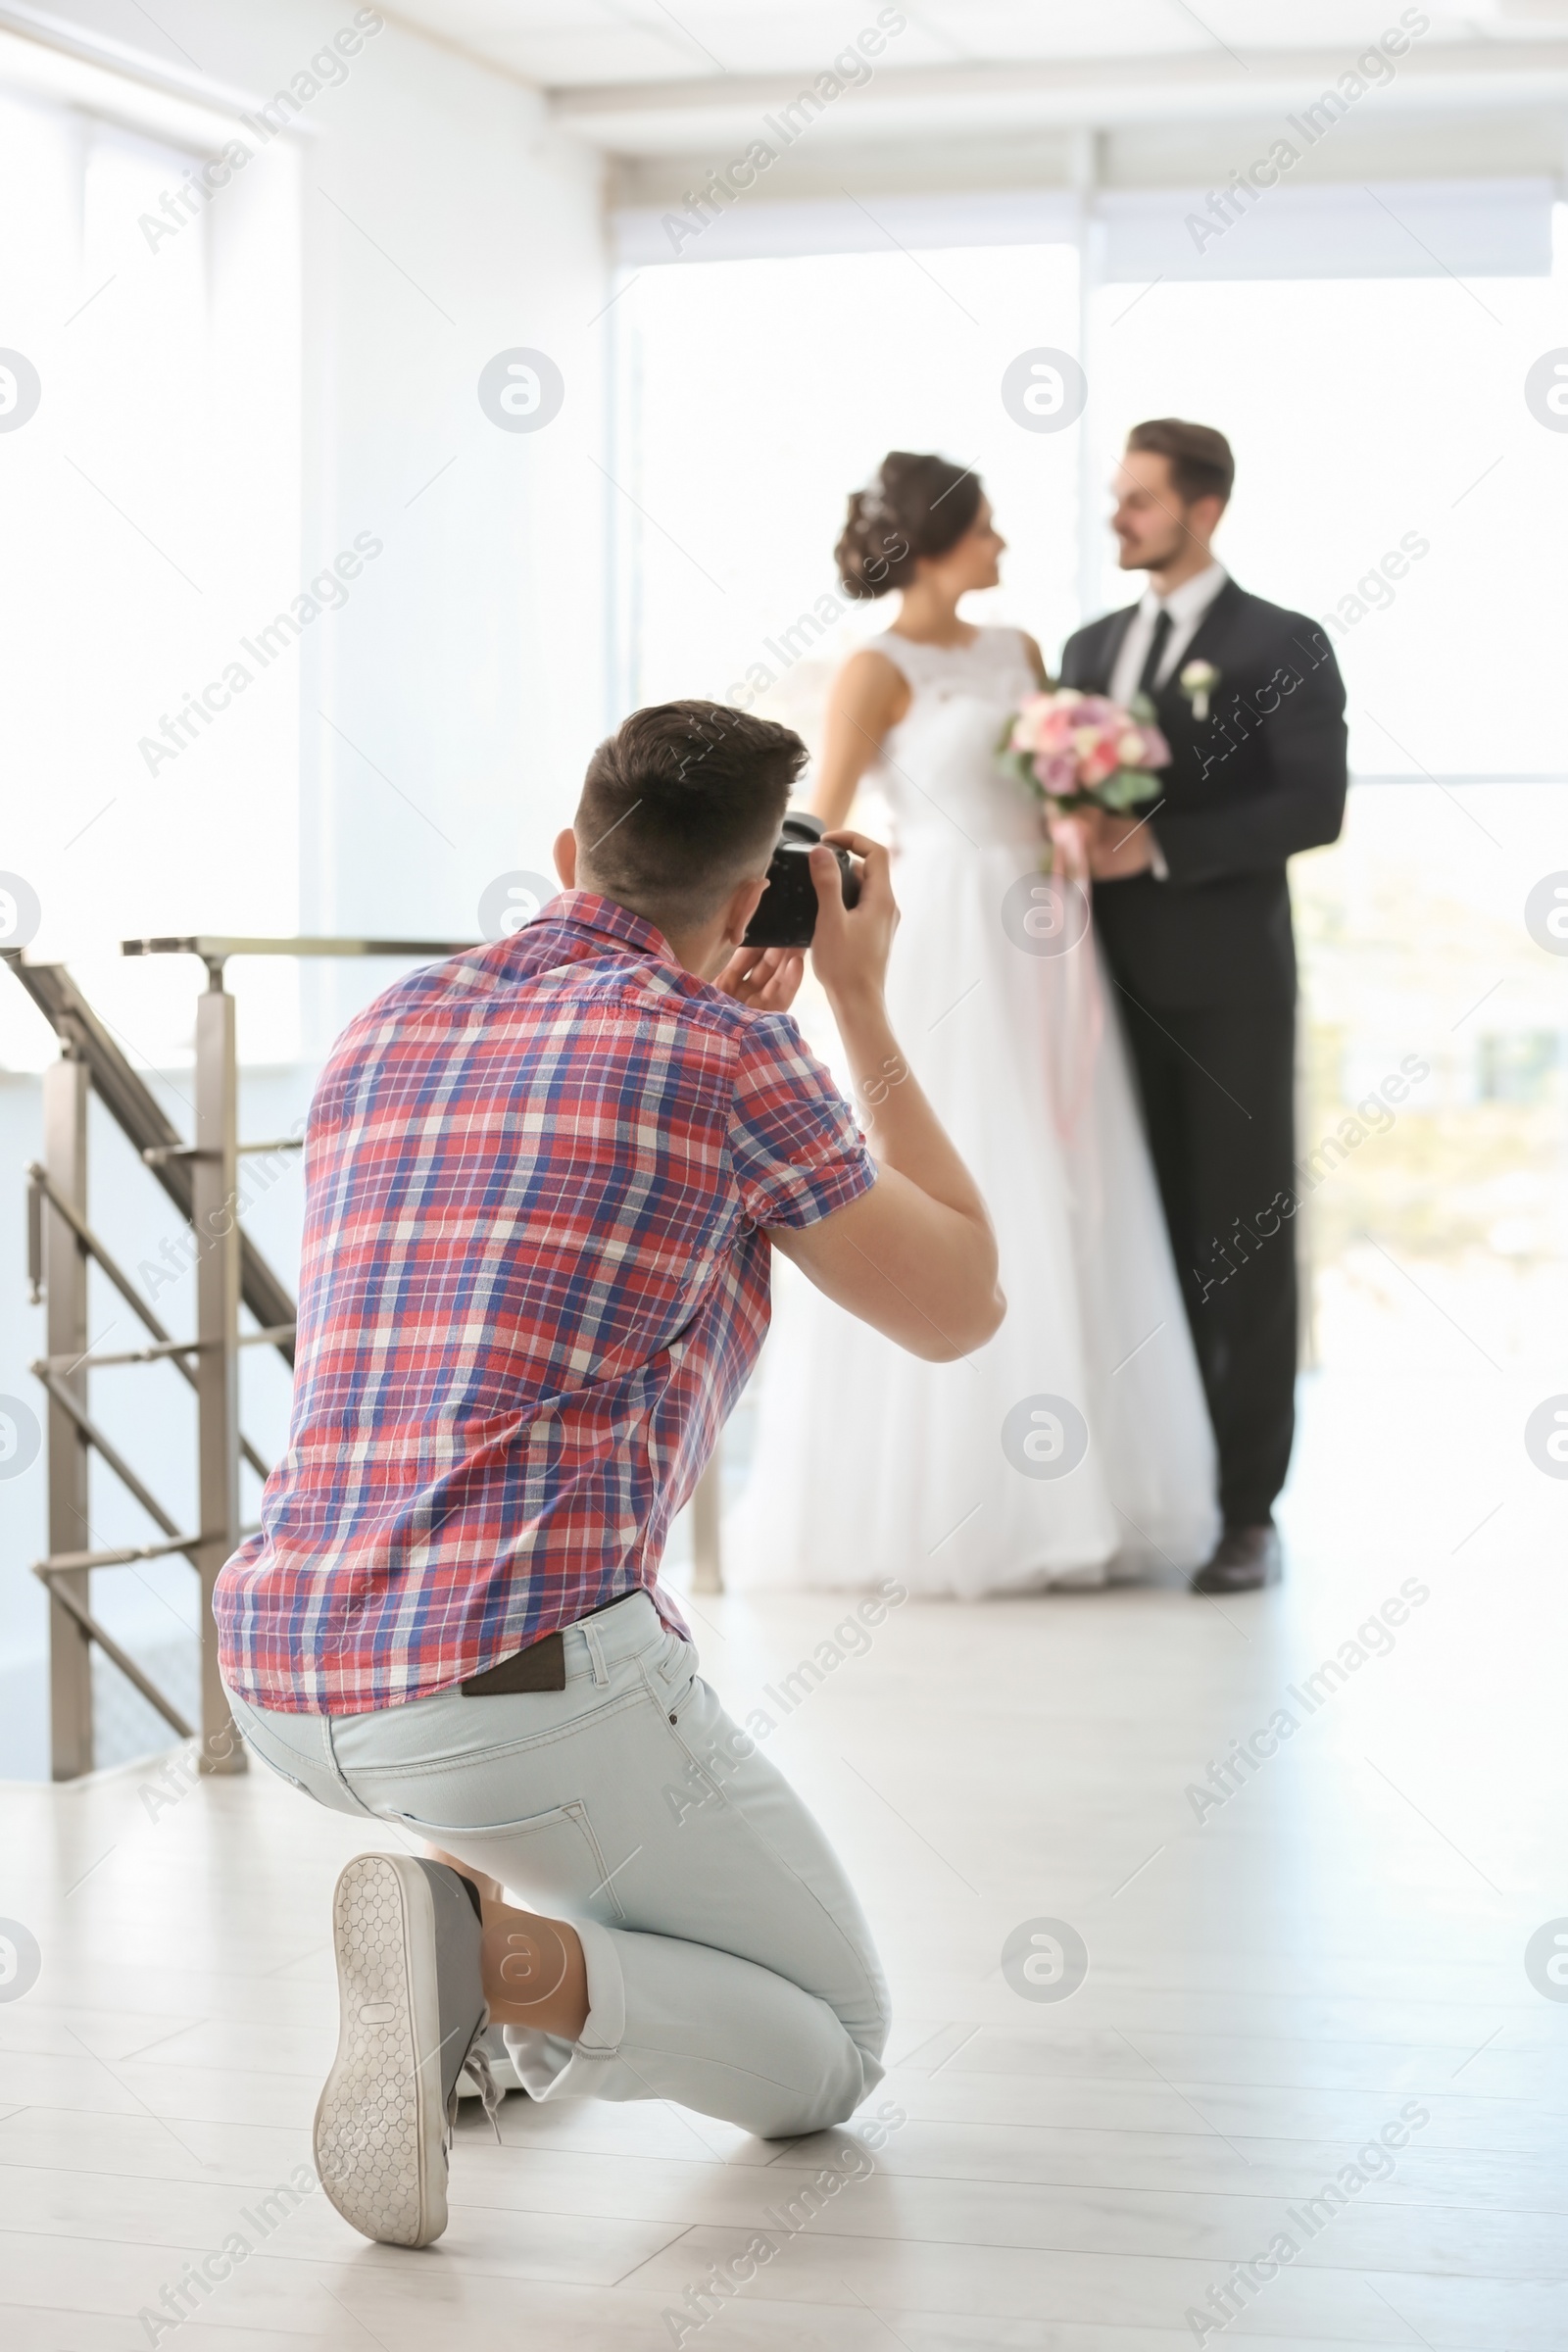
[43, 1052, 93, 1780]
[193, 972, 245, 1775]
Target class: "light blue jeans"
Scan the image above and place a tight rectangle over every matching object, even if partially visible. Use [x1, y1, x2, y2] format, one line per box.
[225, 1592, 889, 2137]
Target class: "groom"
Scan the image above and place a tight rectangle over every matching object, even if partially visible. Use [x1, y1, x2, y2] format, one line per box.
[1059, 419, 1348, 1593]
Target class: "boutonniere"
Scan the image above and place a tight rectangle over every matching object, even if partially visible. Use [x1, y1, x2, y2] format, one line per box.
[1179, 660, 1220, 721]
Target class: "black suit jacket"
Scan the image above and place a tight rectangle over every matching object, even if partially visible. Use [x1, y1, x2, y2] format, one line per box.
[1058, 580, 1348, 1008]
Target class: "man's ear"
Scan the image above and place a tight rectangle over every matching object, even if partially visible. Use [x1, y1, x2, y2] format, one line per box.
[554, 827, 578, 887]
[721, 873, 768, 950]
[1189, 493, 1225, 544]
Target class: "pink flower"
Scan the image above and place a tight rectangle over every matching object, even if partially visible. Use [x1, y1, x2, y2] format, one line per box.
[1004, 683, 1169, 805]
[1034, 751, 1078, 793]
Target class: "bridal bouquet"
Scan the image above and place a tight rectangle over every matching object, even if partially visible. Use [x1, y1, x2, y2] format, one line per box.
[999, 690, 1170, 842]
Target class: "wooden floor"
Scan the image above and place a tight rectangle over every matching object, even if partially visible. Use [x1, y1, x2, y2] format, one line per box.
[4, 1370, 1566, 2349]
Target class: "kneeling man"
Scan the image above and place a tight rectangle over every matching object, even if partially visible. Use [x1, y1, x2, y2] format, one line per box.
[216, 702, 1004, 2246]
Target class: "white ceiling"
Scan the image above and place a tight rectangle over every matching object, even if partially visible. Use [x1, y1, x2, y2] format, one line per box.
[383, 0, 1568, 164]
[386, 0, 1567, 95]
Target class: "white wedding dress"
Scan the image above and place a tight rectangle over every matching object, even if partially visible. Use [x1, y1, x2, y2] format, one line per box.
[726, 626, 1219, 1595]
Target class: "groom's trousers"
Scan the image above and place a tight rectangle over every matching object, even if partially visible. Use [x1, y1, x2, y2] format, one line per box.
[1096, 905, 1298, 1527]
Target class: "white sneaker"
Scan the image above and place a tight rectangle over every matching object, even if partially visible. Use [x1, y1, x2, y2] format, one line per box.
[315, 1853, 498, 2247]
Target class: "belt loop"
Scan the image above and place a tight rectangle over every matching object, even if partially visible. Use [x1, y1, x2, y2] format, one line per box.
[584, 1621, 611, 1690]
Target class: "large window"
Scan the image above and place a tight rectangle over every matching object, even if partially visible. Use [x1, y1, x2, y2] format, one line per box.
[614, 240, 1081, 731]
[1085, 263, 1568, 777]
[619, 223, 1568, 1395]
[0, 77, 302, 1074]
[1083, 261, 1568, 1372]
[0, 69, 304, 1771]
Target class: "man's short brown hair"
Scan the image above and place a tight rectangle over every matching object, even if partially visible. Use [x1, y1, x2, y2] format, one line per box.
[1126, 418, 1235, 508]
[576, 700, 806, 931]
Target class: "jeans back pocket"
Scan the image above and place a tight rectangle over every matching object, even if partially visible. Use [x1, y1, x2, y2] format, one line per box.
[387, 1797, 629, 1923]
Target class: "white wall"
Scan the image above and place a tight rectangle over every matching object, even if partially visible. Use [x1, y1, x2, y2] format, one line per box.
[0, 0, 611, 1773]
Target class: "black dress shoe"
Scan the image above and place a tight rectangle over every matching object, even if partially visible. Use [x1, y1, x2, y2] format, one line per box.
[1190, 1524, 1281, 1594]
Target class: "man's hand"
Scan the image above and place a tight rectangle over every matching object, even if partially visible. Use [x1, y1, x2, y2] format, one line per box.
[1080, 804, 1158, 880]
[772, 823, 1004, 1362]
[712, 945, 805, 1012]
[808, 831, 898, 1006]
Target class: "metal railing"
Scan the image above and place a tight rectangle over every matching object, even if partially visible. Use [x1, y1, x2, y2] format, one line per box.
[8, 931, 723, 1781]
[8, 937, 470, 1780]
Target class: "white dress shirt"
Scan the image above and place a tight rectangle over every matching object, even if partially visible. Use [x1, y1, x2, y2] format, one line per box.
[1103, 562, 1228, 883]
[1108, 561, 1229, 710]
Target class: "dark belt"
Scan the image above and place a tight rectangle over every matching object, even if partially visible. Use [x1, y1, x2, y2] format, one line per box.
[459, 1592, 632, 1696]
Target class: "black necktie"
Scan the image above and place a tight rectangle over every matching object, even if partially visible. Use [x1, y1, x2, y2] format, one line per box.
[1137, 607, 1173, 701]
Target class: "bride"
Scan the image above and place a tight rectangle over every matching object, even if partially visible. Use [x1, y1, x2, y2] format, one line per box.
[727, 451, 1218, 1595]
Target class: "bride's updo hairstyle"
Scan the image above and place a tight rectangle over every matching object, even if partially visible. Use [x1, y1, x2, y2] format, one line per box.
[835, 451, 982, 601]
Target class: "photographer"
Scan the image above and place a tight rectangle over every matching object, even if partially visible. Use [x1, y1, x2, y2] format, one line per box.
[216, 701, 1003, 2249]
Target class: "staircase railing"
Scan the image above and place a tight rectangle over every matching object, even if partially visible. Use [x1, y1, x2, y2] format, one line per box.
[8, 930, 724, 1783]
[6, 936, 470, 1781]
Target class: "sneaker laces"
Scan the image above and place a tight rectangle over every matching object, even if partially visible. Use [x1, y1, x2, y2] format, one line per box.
[449, 2022, 505, 2145]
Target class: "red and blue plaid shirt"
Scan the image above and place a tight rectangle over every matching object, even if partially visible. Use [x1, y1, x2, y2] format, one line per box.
[216, 891, 874, 1713]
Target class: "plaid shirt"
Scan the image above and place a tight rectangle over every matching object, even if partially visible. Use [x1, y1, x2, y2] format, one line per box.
[216, 891, 874, 1713]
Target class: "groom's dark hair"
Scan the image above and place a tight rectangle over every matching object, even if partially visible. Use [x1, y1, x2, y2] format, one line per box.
[1127, 418, 1234, 509]
[575, 700, 806, 932]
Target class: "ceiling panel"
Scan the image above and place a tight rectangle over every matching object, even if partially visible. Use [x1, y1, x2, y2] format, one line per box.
[383, 0, 1568, 170]
[384, 0, 1559, 90]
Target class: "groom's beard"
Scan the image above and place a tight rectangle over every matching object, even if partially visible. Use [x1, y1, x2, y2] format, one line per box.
[1117, 534, 1184, 571]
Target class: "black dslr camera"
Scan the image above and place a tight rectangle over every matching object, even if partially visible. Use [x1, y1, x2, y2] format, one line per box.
[743, 813, 860, 949]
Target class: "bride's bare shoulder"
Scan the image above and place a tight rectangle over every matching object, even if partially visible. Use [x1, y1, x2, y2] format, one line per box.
[837, 640, 904, 676]
[829, 642, 910, 719]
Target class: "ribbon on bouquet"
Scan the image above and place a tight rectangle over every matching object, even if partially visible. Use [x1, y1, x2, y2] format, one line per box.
[1039, 814, 1104, 1147]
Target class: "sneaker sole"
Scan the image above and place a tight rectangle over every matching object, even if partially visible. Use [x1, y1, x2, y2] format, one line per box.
[315, 1853, 448, 2247]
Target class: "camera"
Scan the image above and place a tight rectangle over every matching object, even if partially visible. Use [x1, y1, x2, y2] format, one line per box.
[743, 813, 860, 949]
